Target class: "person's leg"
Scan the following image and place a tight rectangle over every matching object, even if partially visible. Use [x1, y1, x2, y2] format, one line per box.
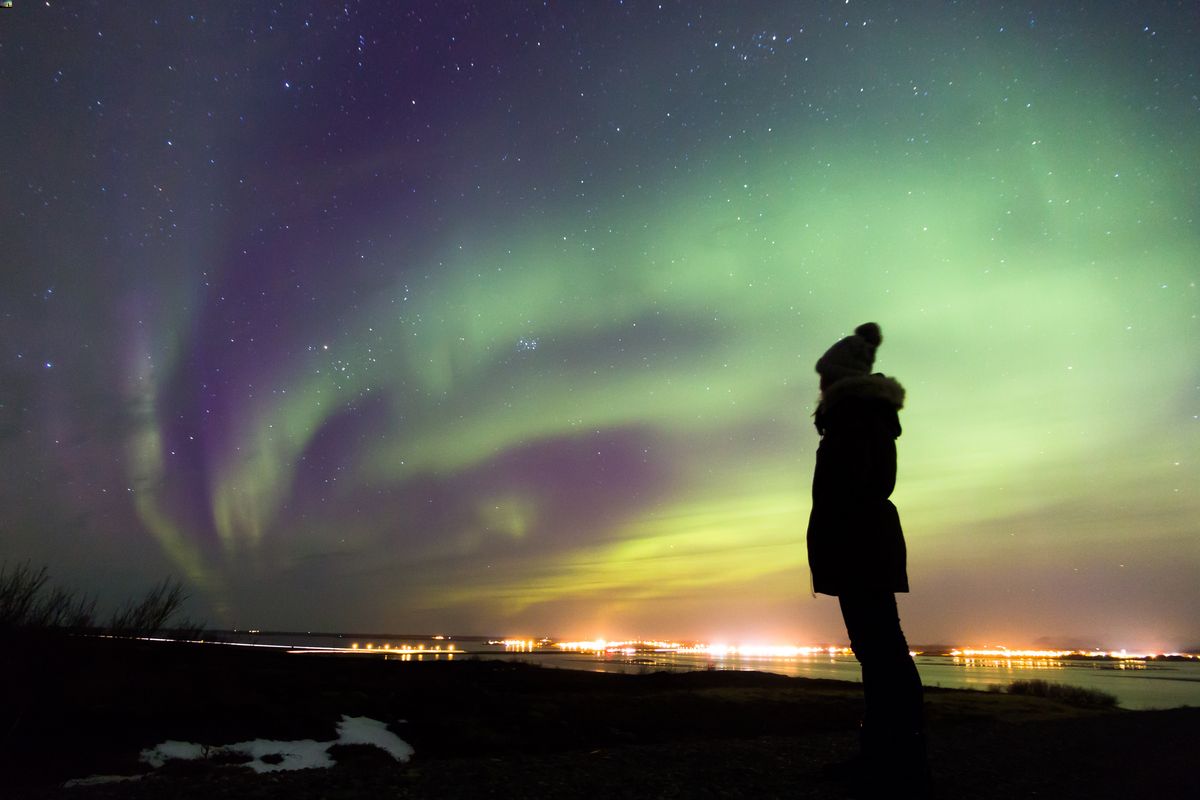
[838, 592, 927, 782]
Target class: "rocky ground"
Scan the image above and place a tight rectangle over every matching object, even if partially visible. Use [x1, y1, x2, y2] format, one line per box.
[4, 636, 1197, 798]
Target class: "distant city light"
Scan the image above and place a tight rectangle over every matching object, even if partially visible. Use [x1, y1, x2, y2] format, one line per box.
[550, 639, 855, 658]
[121, 632, 1200, 664]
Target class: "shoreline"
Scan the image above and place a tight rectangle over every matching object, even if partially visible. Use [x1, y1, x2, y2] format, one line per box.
[151, 632, 1200, 711]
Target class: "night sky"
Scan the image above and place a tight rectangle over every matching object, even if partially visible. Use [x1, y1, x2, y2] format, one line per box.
[2, 2, 1197, 649]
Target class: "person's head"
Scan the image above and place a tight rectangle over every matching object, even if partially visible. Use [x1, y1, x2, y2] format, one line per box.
[815, 322, 882, 391]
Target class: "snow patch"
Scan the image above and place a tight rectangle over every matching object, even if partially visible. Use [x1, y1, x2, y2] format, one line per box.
[140, 740, 208, 767]
[136, 715, 412, 774]
[336, 715, 415, 762]
[223, 738, 334, 773]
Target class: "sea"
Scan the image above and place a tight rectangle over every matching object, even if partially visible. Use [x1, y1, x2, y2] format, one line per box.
[210, 631, 1200, 711]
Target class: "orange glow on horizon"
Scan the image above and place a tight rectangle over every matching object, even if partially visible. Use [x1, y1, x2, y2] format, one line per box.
[115, 634, 1200, 661]
[550, 639, 855, 658]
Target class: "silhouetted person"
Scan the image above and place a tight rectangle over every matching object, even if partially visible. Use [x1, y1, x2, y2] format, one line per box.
[807, 322, 930, 793]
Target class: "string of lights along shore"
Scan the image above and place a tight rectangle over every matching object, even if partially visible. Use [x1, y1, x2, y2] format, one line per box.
[2, 2, 1197, 651]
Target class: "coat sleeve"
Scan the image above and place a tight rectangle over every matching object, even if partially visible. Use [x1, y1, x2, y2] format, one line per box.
[834, 406, 898, 504]
[863, 411, 898, 500]
[810, 402, 899, 506]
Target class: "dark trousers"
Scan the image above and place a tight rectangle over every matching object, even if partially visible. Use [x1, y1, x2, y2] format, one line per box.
[838, 593, 925, 747]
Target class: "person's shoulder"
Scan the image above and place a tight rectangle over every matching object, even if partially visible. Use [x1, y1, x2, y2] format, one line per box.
[821, 375, 904, 438]
[823, 374, 905, 412]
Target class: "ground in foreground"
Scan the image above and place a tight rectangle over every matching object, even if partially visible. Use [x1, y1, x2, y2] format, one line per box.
[4, 636, 1197, 798]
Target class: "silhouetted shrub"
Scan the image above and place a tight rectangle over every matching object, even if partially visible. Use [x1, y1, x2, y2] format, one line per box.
[1004, 679, 1118, 709]
[1, 562, 201, 639]
[0, 562, 95, 631]
[107, 577, 193, 638]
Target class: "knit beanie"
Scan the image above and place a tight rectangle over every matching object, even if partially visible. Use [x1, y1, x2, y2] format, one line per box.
[815, 322, 883, 386]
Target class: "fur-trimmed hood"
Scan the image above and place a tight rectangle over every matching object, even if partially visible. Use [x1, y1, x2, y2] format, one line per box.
[819, 373, 905, 412]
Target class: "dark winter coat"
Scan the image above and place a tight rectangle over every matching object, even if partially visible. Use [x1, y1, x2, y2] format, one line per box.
[806, 373, 909, 596]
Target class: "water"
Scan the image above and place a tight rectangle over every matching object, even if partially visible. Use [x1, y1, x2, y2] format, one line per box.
[211, 631, 1200, 711]
[910, 654, 1200, 711]
[493, 651, 1200, 710]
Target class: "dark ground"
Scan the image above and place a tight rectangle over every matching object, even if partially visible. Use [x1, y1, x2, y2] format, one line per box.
[3, 635, 1197, 799]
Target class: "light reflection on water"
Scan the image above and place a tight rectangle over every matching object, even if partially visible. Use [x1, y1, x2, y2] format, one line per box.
[487, 651, 1200, 711]
[217, 632, 1200, 711]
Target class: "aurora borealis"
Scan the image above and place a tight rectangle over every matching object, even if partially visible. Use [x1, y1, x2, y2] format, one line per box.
[2, 1, 1197, 650]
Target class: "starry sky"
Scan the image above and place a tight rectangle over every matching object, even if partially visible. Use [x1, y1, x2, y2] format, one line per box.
[2, 1, 1198, 650]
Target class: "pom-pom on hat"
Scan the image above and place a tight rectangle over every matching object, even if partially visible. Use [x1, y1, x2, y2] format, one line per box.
[815, 322, 883, 386]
